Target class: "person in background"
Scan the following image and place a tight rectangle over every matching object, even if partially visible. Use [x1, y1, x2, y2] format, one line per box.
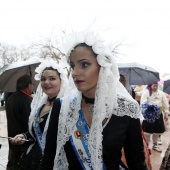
[0, 92, 1, 106]
[6, 75, 34, 170]
[140, 82, 169, 153]
[119, 74, 135, 99]
[1, 92, 5, 106]
[10, 58, 68, 170]
[53, 30, 148, 170]
[119, 74, 126, 87]
[4, 92, 14, 108]
[134, 85, 145, 105]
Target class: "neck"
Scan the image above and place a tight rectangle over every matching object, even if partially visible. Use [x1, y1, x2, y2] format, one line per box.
[47, 96, 57, 105]
[20, 89, 32, 98]
[82, 94, 95, 104]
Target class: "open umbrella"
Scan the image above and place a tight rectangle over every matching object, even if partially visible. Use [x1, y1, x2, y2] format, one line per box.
[0, 57, 42, 92]
[118, 62, 160, 85]
[163, 75, 170, 94]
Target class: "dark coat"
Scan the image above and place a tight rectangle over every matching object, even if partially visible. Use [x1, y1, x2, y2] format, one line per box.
[6, 90, 32, 150]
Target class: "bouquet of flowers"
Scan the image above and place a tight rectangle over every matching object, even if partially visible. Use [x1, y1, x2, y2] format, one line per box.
[141, 104, 160, 123]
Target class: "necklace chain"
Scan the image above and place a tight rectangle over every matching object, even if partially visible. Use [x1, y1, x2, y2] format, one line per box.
[89, 105, 94, 114]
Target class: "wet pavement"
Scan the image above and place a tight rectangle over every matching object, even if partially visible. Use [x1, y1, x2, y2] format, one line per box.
[0, 106, 8, 170]
[0, 106, 169, 170]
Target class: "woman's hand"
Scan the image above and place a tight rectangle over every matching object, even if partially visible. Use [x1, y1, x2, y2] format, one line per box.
[164, 116, 169, 122]
[9, 134, 26, 145]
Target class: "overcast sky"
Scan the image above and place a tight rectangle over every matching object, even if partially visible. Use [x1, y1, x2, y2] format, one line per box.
[1, 0, 170, 75]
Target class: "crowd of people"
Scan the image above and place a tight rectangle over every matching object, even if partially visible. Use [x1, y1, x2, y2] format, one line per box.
[1, 29, 169, 170]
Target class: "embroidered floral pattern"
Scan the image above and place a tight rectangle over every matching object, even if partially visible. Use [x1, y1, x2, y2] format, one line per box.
[141, 103, 160, 123]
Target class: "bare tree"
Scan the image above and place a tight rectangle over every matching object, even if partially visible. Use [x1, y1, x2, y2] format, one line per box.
[0, 43, 19, 66]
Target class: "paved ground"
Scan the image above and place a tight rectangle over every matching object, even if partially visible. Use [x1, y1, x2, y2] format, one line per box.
[0, 106, 8, 170]
[0, 105, 169, 170]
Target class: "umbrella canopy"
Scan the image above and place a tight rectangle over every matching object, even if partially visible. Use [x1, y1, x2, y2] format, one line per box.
[118, 62, 160, 85]
[0, 57, 42, 92]
[163, 75, 170, 94]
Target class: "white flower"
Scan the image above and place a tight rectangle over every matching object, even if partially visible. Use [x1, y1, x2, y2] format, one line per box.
[97, 54, 112, 68]
[34, 57, 69, 81]
[84, 32, 95, 46]
[60, 30, 106, 60]
[92, 40, 104, 54]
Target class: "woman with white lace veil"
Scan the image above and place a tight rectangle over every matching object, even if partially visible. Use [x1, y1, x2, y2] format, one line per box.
[10, 57, 68, 170]
[53, 30, 148, 170]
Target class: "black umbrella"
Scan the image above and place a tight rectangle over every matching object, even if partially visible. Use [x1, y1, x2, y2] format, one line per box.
[163, 76, 170, 94]
[0, 57, 42, 92]
[118, 62, 160, 85]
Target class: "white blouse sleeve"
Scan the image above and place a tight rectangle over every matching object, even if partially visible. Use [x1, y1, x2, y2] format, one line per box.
[140, 90, 149, 105]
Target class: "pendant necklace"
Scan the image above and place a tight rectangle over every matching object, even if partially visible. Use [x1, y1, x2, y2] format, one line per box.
[82, 94, 95, 114]
[89, 105, 94, 114]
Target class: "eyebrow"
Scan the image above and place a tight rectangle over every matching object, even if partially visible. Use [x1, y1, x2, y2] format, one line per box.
[70, 59, 90, 64]
[41, 75, 57, 78]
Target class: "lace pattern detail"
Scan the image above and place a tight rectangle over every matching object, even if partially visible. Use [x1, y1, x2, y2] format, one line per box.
[54, 76, 81, 170]
[114, 94, 141, 119]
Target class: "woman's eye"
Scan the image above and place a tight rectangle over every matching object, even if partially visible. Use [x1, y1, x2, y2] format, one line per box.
[49, 77, 56, 81]
[40, 77, 56, 81]
[81, 62, 89, 68]
[41, 77, 45, 81]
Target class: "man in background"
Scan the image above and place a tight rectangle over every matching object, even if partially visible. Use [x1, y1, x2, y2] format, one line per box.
[6, 75, 34, 170]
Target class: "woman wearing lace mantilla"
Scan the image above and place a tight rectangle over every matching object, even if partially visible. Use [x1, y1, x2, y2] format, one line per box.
[10, 57, 68, 170]
[53, 30, 148, 170]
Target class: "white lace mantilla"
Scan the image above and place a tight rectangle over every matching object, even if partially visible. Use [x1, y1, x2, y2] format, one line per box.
[27, 57, 69, 154]
[53, 92, 140, 170]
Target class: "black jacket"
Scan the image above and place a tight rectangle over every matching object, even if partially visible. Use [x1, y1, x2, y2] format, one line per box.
[6, 90, 32, 150]
[40, 99, 148, 170]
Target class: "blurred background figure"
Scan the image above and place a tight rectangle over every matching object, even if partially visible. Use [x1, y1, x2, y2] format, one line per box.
[6, 75, 34, 170]
[134, 85, 145, 105]
[140, 82, 169, 153]
[119, 74, 135, 98]
[119, 74, 126, 87]
[0, 92, 5, 106]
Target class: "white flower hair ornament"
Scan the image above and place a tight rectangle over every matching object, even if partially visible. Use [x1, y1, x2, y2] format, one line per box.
[34, 57, 69, 99]
[34, 57, 68, 81]
[61, 31, 104, 58]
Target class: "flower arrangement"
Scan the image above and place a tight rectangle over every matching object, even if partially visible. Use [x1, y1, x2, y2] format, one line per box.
[34, 57, 69, 81]
[60, 31, 105, 59]
[141, 103, 160, 123]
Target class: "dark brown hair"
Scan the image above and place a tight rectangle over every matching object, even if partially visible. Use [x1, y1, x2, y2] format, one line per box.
[73, 43, 97, 57]
[16, 75, 32, 90]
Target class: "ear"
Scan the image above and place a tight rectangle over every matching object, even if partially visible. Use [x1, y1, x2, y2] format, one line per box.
[27, 83, 34, 93]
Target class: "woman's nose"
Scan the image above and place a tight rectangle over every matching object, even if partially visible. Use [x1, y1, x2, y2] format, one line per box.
[44, 78, 50, 83]
[72, 66, 80, 76]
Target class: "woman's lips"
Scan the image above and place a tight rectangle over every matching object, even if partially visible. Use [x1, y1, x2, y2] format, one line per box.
[44, 87, 51, 90]
[75, 80, 84, 84]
